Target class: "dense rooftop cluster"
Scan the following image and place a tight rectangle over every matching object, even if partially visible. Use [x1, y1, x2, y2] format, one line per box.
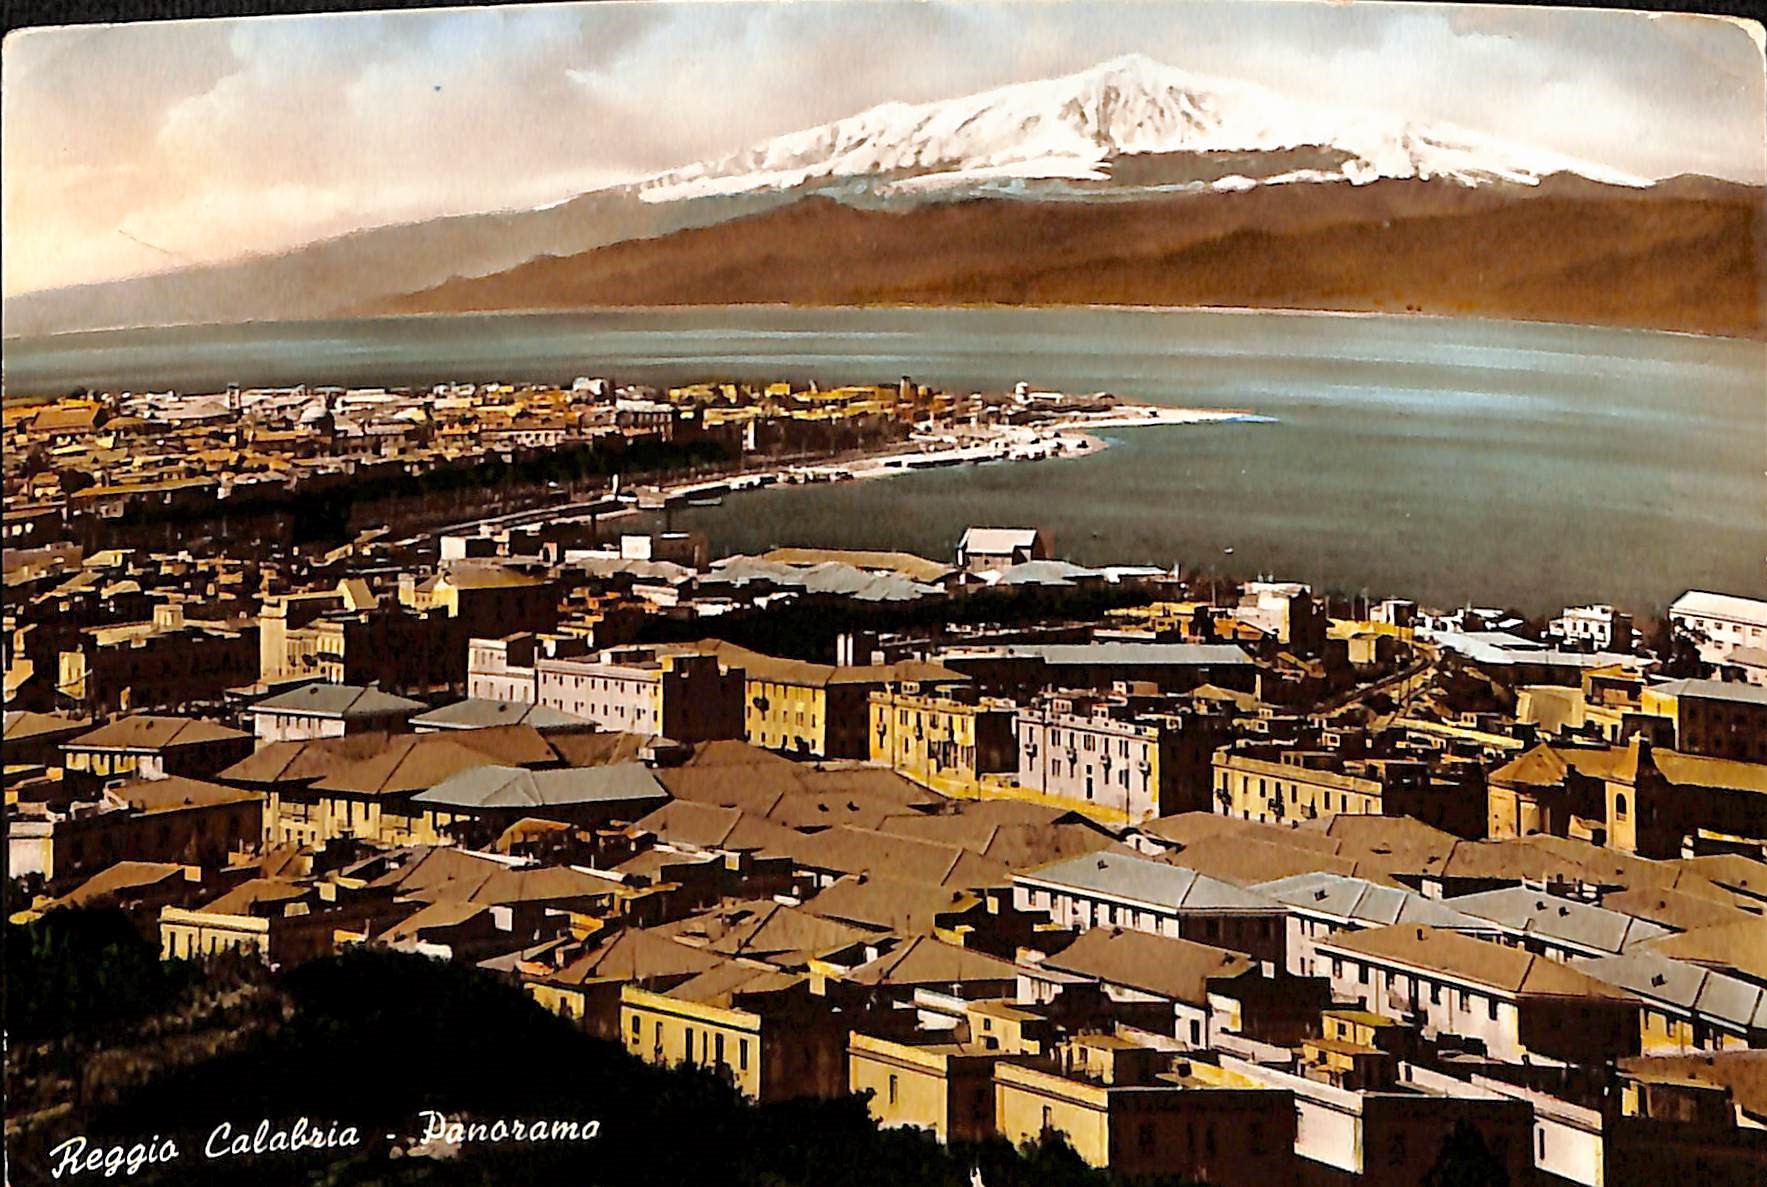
[6, 377, 1767, 1186]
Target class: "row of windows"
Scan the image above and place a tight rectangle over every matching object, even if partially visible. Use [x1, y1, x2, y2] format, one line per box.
[632, 1014, 750, 1073]
[1332, 958, 1504, 1021]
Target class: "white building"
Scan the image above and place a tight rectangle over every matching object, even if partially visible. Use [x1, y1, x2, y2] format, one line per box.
[1547, 604, 1633, 652]
[1669, 590, 1767, 665]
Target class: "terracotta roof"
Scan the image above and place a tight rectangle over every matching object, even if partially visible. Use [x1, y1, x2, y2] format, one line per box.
[1141, 811, 1344, 855]
[803, 873, 980, 933]
[438, 564, 544, 590]
[790, 825, 1012, 889]
[1597, 886, 1757, 933]
[370, 847, 511, 901]
[202, 877, 310, 916]
[630, 800, 804, 855]
[662, 959, 805, 1005]
[873, 804, 1117, 870]
[373, 847, 617, 907]
[1489, 744, 1575, 788]
[846, 935, 1021, 987]
[471, 865, 621, 907]
[309, 727, 556, 796]
[676, 739, 803, 770]
[1637, 917, 1767, 982]
[652, 900, 885, 967]
[1324, 925, 1636, 1000]
[67, 715, 249, 751]
[3, 710, 92, 742]
[382, 900, 494, 942]
[1653, 751, 1767, 795]
[545, 927, 723, 987]
[218, 731, 397, 786]
[49, 861, 189, 909]
[548, 731, 654, 768]
[1674, 854, 1767, 901]
[1160, 834, 1366, 886]
[1040, 926, 1254, 1005]
[119, 776, 261, 815]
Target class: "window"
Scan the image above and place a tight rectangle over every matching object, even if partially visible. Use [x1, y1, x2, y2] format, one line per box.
[888, 1074, 898, 1105]
[1042, 1106, 1052, 1133]
[715, 1033, 725, 1067]
[740, 1039, 749, 1070]
[631, 1015, 641, 1039]
[1614, 793, 1629, 820]
[1488, 998, 1500, 1021]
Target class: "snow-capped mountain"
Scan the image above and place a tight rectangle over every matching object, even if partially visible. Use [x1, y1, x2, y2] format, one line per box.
[637, 53, 1649, 204]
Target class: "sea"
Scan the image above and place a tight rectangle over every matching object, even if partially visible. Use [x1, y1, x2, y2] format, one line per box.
[5, 307, 1762, 617]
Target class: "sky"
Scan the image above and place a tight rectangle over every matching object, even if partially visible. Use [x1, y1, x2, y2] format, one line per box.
[4, 0, 1763, 296]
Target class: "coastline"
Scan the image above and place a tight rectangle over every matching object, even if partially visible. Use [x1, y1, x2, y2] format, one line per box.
[465, 402, 1258, 539]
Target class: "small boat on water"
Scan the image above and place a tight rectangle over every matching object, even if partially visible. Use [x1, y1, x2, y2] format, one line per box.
[687, 497, 723, 507]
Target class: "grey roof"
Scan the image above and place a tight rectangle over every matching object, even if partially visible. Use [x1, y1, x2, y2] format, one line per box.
[572, 556, 696, 584]
[1647, 678, 1767, 707]
[410, 698, 592, 730]
[1015, 642, 1251, 667]
[412, 763, 670, 810]
[708, 556, 940, 603]
[1573, 951, 1767, 1033]
[1018, 851, 1278, 912]
[1445, 887, 1673, 956]
[1421, 630, 1633, 671]
[1256, 872, 1492, 931]
[250, 682, 425, 718]
[991, 560, 1102, 587]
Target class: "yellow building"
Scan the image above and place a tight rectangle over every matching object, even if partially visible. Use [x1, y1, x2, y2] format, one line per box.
[261, 783, 455, 850]
[848, 1033, 1004, 1143]
[159, 877, 397, 966]
[992, 1037, 1296, 1186]
[1212, 747, 1413, 824]
[619, 966, 847, 1103]
[704, 642, 965, 760]
[869, 685, 1018, 796]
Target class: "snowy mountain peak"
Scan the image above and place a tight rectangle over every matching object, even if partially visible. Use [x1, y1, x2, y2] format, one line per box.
[634, 55, 1650, 205]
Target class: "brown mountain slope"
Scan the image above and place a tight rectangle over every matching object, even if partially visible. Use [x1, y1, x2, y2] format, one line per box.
[371, 178, 1765, 338]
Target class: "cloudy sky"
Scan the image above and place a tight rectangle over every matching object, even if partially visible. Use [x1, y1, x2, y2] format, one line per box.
[4, 0, 1763, 296]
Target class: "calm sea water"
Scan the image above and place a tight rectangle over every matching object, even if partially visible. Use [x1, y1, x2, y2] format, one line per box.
[5, 308, 1762, 615]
